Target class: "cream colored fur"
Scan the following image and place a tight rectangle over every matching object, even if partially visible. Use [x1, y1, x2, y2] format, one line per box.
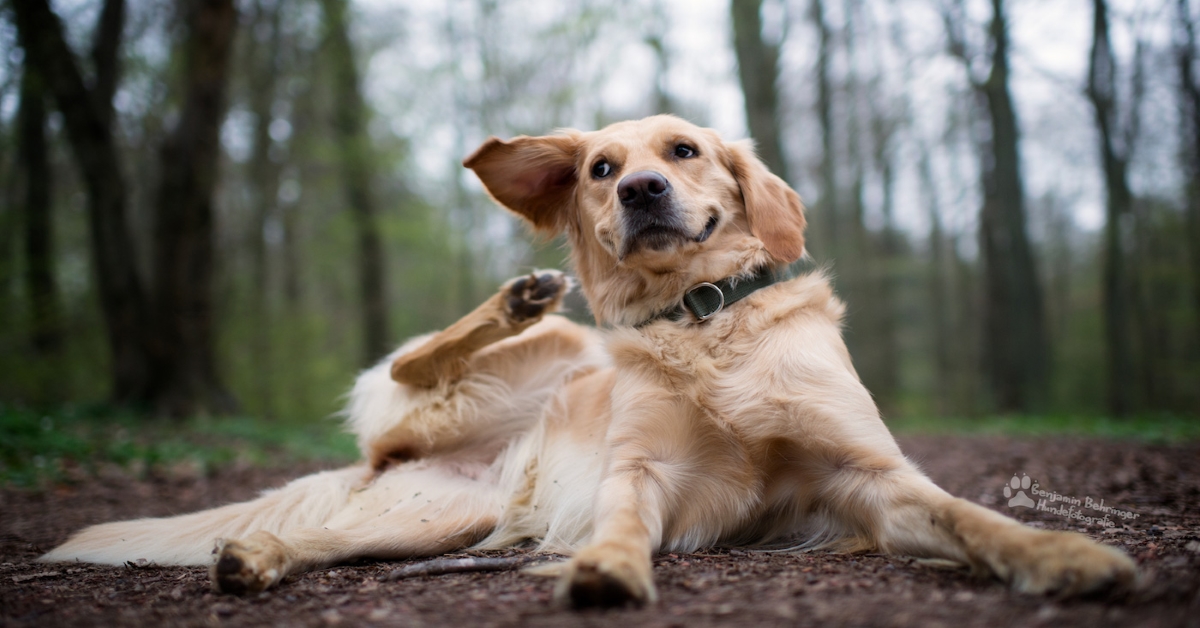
[43, 116, 1135, 606]
[40, 466, 362, 566]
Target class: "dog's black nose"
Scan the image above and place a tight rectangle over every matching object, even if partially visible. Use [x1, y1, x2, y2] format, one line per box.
[618, 171, 672, 208]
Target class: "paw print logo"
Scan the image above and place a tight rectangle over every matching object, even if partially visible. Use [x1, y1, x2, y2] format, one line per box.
[1003, 474, 1035, 508]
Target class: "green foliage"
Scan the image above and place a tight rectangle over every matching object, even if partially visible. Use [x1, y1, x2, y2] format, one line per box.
[0, 403, 358, 488]
[6, 401, 1193, 490]
[886, 413, 1200, 443]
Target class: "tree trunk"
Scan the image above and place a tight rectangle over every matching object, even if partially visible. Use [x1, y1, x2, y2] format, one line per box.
[321, 0, 390, 365]
[90, 0, 125, 130]
[12, 0, 157, 405]
[1086, 0, 1135, 416]
[648, 30, 675, 116]
[1130, 202, 1163, 408]
[871, 148, 900, 414]
[18, 66, 62, 357]
[151, 0, 238, 416]
[920, 149, 952, 415]
[977, 0, 1049, 413]
[244, 0, 284, 419]
[1178, 0, 1200, 340]
[730, 0, 789, 180]
[811, 0, 839, 258]
[838, 5, 872, 397]
[646, 1, 676, 116]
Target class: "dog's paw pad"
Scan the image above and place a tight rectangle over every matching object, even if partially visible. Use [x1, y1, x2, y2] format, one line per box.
[555, 550, 654, 610]
[505, 270, 569, 323]
[213, 553, 252, 595]
[568, 566, 643, 609]
[210, 539, 279, 595]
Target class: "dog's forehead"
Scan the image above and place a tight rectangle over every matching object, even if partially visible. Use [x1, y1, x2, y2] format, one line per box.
[581, 118, 718, 160]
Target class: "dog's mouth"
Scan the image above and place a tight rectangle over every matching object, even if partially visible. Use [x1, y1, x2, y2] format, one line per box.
[619, 214, 719, 260]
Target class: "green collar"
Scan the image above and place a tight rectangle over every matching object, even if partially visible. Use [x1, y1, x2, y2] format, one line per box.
[635, 267, 780, 328]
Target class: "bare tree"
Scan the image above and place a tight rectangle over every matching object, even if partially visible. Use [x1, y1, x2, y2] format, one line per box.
[645, 1, 676, 116]
[944, 0, 1049, 412]
[321, 0, 390, 365]
[731, 0, 789, 180]
[151, 0, 239, 415]
[833, 0, 900, 413]
[90, 0, 124, 130]
[1178, 0, 1200, 339]
[13, 0, 242, 415]
[865, 108, 901, 414]
[11, 0, 156, 405]
[243, 0, 285, 418]
[1085, 0, 1140, 416]
[920, 147, 953, 414]
[18, 63, 61, 357]
[811, 0, 839, 257]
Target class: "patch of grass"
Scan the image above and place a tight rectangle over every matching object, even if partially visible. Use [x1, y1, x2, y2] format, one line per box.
[0, 404, 358, 488]
[887, 414, 1200, 442]
[7, 404, 1193, 487]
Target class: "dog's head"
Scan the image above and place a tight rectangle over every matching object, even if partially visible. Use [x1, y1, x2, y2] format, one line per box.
[465, 115, 806, 325]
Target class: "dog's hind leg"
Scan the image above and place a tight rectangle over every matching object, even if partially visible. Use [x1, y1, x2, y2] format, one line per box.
[211, 462, 502, 594]
[41, 466, 367, 567]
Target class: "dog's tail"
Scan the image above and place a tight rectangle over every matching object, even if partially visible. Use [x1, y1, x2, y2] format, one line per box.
[39, 466, 364, 566]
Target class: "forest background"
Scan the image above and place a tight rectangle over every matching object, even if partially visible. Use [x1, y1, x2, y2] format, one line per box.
[2, 0, 1198, 432]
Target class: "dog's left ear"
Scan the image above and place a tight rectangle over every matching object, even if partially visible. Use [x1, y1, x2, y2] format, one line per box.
[463, 132, 581, 234]
[724, 140, 806, 263]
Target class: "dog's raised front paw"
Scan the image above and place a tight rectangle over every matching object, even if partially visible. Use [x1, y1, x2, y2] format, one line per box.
[554, 543, 656, 609]
[210, 533, 288, 595]
[503, 270, 569, 323]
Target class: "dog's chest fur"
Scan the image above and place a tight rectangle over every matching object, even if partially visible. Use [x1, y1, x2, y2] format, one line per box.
[604, 272, 846, 446]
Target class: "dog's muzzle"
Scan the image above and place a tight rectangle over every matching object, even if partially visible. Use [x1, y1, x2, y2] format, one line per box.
[618, 171, 692, 257]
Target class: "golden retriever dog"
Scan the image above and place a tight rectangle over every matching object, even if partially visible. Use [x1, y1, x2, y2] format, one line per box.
[43, 115, 1136, 606]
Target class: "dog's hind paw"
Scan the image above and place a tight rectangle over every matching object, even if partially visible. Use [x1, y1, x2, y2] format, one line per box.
[503, 270, 570, 323]
[210, 533, 288, 595]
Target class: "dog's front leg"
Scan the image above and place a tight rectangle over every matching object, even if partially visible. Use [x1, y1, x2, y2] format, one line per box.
[893, 481, 1138, 596]
[811, 449, 1136, 596]
[390, 270, 568, 388]
[555, 382, 686, 608]
[557, 458, 665, 608]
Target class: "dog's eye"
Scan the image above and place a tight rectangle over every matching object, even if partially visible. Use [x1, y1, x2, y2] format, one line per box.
[674, 144, 697, 159]
[591, 160, 612, 179]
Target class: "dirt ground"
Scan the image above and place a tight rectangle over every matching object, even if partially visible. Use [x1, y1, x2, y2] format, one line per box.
[2, 435, 1198, 628]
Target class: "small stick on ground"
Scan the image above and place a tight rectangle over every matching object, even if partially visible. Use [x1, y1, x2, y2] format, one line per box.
[385, 555, 555, 581]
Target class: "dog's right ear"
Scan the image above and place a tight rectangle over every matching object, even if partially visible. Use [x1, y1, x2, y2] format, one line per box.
[463, 133, 581, 234]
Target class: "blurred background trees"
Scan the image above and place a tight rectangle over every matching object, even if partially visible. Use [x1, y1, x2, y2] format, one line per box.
[0, 0, 1197, 421]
